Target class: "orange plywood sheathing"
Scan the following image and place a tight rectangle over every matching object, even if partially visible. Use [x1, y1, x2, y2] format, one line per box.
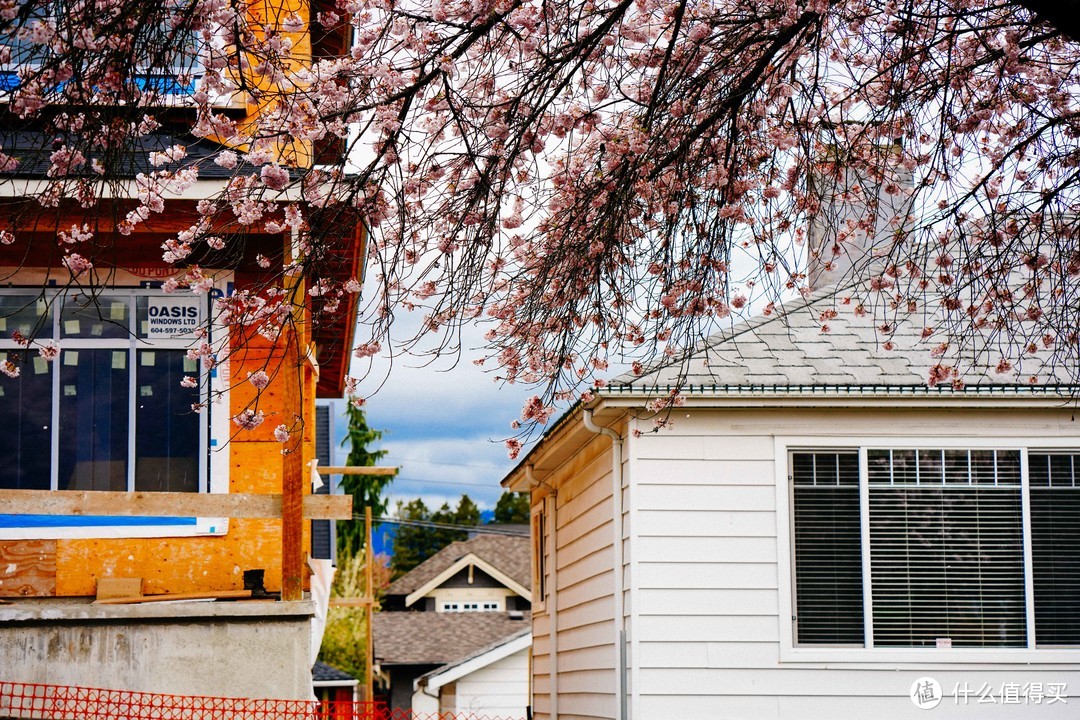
[0, 540, 56, 597]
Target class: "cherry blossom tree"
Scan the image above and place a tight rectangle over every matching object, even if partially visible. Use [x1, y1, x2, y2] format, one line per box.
[1, 0, 1079, 452]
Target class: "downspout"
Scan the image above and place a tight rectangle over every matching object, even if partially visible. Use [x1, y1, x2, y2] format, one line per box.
[582, 409, 626, 720]
[525, 465, 557, 720]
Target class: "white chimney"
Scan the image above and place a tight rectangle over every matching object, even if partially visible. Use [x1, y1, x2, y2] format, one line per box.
[806, 146, 914, 291]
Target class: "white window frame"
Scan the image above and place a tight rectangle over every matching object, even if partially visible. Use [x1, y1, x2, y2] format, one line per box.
[0, 278, 231, 540]
[776, 434, 1080, 664]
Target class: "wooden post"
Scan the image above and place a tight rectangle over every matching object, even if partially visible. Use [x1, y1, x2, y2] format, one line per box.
[365, 505, 374, 703]
[281, 332, 304, 602]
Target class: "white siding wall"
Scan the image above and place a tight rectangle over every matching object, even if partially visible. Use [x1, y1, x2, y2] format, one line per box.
[453, 647, 531, 719]
[531, 433, 620, 720]
[628, 407, 1080, 720]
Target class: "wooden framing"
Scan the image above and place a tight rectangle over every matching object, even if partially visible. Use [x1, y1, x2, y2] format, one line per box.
[0, 490, 352, 519]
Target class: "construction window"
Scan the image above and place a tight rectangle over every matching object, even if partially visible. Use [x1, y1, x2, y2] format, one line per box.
[0, 289, 208, 494]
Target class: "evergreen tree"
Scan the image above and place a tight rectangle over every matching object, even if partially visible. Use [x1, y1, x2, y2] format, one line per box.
[493, 491, 530, 524]
[336, 404, 393, 558]
[389, 494, 482, 577]
[388, 499, 438, 577]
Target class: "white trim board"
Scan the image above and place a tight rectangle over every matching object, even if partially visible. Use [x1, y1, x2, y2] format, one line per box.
[404, 553, 530, 608]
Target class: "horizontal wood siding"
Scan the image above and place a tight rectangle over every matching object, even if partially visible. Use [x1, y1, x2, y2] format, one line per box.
[628, 408, 1080, 719]
[453, 647, 529, 720]
[531, 432, 619, 720]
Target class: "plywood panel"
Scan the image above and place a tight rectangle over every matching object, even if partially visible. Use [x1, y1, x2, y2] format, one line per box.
[0, 540, 56, 597]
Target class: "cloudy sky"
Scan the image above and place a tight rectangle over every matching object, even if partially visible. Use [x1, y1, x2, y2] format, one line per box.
[325, 319, 536, 516]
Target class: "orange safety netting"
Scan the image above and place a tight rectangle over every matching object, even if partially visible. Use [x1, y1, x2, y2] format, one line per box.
[0, 683, 524, 720]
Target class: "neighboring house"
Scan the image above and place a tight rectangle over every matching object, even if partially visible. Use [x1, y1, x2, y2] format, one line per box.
[503, 287, 1080, 719]
[373, 534, 532, 717]
[312, 660, 358, 703]
[0, 2, 361, 701]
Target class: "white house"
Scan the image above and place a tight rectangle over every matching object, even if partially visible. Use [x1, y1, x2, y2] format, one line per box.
[373, 534, 532, 717]
[503, 287, 1080, 719]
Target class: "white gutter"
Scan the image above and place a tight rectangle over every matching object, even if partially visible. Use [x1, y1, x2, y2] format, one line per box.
[582, 409, 627, 720]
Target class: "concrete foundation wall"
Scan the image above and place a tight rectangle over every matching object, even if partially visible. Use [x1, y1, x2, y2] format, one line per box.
[0, 599, 316, 700]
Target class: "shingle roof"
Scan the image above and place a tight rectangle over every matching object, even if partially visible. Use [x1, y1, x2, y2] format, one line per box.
[415, 626, 531, 685]
[0, 129, 274, 179]
[610, 286, 1079, 394]
[312, 660, 357, 684]
[385, 534, 530, 598]
[373, 611, 531, 666]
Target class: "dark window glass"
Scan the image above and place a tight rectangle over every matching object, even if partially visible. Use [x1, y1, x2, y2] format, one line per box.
[135, 350, 199, 492]
[61, 294, 130, 339]
[58, 349, 129, 491]
[0, 351, 52, 489]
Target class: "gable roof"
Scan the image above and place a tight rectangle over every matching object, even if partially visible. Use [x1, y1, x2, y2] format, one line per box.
[609, 286, 1079, 396]
[373, 611, 531, 666]
[415, 628, 532, 692]
[386, 534, 530, 598]
[312, 660, 357, 685]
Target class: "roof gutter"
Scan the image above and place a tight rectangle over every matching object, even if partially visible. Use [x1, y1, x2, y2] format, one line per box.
[582, 409, 627, 720]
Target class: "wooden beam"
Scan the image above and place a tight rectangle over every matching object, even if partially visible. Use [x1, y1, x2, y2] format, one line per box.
[318, 466, 398, 476]
[328, 598, 374, 607]
[94, 590, 252, 605]
[0, 490, 352, 519]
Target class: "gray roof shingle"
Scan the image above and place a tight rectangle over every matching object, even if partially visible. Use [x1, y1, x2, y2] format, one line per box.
[312, 660, 356, 684]
[611, 287, 1078, 394]
[373, 611, 531, 666]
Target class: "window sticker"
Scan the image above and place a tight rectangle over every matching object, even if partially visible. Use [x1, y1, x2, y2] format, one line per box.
[141, 352, 156, 366]
[91, 323, 104, 337]
[110, 302, 126, 320]
[33, 356, 47, 374]
[63, 351, 78, 365]
[140, 385, 153, 396]
[63, 384, 76, 396]
[0, 318, 6, 332]
[184, 357, 197, 372]
[64, 320, 80, 334]
[112, 351, 126, 370]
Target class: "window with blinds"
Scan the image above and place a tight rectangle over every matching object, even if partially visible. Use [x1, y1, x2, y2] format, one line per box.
[1029, 453, 1080, 646]
[866, 449, 1025, 648]
[791, 452, 864, 645]
[790, 447, 1080, 650]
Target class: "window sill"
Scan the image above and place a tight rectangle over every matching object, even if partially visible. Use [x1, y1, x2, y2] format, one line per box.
[780, 646, 1080, 665]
